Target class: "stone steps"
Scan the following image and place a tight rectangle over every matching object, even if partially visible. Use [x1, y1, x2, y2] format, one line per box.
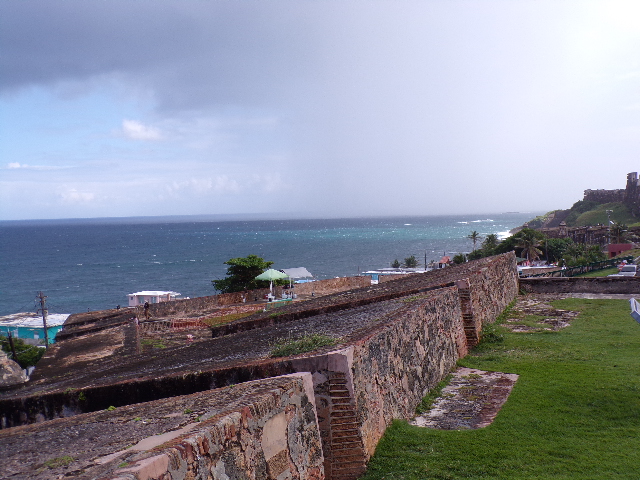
[327, 373, 366, 480]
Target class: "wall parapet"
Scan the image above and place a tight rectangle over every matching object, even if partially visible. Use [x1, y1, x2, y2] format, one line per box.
[2, 374, 325, 480]
[520, 277, 640, 294]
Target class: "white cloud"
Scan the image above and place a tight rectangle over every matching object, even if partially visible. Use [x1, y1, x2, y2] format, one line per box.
[6, 162, 69, 170]
[59, 188, 96, 204]
[165, 175, 242, 197]
[121, 119, 162, 141]
[249, 173, 289, 193]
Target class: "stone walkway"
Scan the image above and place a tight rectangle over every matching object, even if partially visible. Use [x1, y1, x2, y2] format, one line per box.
[411, 367, 518, 430]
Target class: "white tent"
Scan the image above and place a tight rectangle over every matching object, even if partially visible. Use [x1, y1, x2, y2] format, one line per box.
[281, 267, 313, 290]
[281, 267, 313, 279]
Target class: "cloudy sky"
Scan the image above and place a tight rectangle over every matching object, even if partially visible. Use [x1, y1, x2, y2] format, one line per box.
[1, 1, 639, 220]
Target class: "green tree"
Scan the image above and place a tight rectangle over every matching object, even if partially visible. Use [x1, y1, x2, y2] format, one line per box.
[212, 255, 273, 293]
[562, 243, 606, 267]
[452, 253, 467, 264]
[467, 249, 484, 261]
[391, 259, 401, 268]
[585, 244, 606, 263]
[494, 228, 546, 256]
[404, 255, 418, 268]
[1, 335, 45, 368]
[544, 238, 573, 263]
[482, 233, 499, 251]
[467, 231, 482, 251]
[516, 229, 543, 263]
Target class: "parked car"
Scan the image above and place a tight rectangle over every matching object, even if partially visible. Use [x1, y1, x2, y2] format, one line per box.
[608, 264, 639, 277]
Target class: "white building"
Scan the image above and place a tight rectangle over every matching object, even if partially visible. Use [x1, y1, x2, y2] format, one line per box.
[128, 291, 181, 307]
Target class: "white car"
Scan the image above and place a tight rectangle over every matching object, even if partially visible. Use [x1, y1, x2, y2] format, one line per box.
[609, 265, 639, 277]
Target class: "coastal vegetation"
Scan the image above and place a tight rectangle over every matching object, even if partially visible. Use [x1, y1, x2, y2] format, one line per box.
[467, 230, 481, 251]
[391, 256, 419, 268]
[211, 254, 275, 293]
[452, 253, 467, 265]
[466, 228, 607, 267]
[362, 298, 640, 479]
[404, 255, 418, 268]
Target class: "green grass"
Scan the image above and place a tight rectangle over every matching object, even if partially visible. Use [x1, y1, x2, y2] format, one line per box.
[573, 202, 637, 226]
[362, 298, 640, 479]
[43, 456, 74, 469]
[202, 312, 254, 327]
[140, 339, 166, 349]
[415, 374, 453, 415]
[574, 267, 619, 277]
[270, 333, 337, 357]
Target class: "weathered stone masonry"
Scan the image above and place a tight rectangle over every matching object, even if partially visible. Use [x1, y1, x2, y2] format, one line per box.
[1, 253, 519, 480]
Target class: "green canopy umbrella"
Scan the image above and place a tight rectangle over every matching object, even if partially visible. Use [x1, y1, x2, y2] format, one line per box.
[255, 269, 289, 294]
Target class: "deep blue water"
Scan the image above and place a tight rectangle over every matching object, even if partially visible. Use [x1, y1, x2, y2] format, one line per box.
[0, 213, 536, 316]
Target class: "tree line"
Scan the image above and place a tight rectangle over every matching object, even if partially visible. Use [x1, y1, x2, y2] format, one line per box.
[458, 228, 610, 266]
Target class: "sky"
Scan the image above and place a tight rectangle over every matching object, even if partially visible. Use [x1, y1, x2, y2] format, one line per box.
[1, 0, 640, 221]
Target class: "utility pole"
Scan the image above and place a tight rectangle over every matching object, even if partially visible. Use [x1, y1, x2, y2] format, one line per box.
[7, 331, 19, 366]
[36, 291, 49, 348]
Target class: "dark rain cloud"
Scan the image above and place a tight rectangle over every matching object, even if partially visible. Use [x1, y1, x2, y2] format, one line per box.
[0, 1, 322, 110]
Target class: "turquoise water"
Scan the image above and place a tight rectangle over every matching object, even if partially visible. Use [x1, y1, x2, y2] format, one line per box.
[0, 213, 535, 315]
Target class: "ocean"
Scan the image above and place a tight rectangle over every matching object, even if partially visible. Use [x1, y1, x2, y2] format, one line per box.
[0, 213, 536, 316]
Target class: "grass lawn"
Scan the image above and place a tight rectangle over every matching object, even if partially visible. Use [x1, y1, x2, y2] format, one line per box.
[361, 298, 640, 479]
[574, 267, 619, 277]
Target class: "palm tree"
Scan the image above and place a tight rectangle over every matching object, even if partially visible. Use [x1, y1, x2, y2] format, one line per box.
[482, 233, 499, 251]
[467, 231, 482, 251]
[516, 230, 543, 263]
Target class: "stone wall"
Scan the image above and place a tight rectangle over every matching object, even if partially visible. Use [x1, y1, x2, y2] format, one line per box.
[2, 374, 325, 480]
[583, 188, 626, 204]
[520, 277, 640, 294]
[466, 252, 520, 327]
[61, 276, 370, 339]
[293, 276, 371, 296]
[109, 374, 323, 480]
[284, 288, 466, 479]
[1, 253, 520, 479]
[350, 287, 465, 457]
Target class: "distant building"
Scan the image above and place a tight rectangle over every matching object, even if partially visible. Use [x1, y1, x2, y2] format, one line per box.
[607, 243, 634, 258]
[438, 256, 452, 268]
[0, 312, 69, 345]
[128, 291, 181, 307]
[364, 267, 431, 284]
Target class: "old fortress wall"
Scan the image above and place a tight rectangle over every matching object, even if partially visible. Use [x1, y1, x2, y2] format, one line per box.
[534, 172, 640, 245]
[1, 253, 518, 480]
[583, 171, 640, 215]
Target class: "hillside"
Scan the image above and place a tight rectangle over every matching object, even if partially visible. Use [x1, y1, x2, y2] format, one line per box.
[527, 201, 640, 229]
